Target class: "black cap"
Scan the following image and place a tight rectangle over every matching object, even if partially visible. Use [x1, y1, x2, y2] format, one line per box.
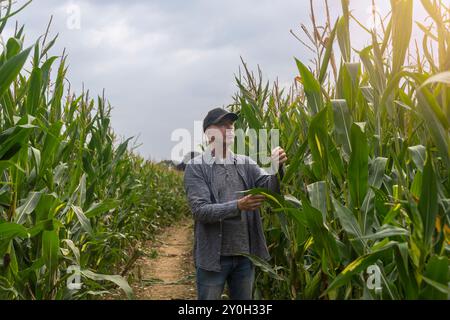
[203, 108, 238, 132]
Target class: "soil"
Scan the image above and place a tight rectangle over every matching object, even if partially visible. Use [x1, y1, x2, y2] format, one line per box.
[131, 218, 197, 300]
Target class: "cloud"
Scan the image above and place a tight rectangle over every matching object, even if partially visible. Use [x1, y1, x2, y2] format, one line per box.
[6, 0, 428, 161]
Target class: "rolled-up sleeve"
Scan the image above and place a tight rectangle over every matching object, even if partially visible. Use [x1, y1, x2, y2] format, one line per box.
[184, 163, 241, 224]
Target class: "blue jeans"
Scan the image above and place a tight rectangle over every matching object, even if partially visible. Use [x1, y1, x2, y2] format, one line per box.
[196, 256, 255, 300]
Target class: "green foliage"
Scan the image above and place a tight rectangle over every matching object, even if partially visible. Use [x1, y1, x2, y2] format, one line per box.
[231, 0, 449, 300]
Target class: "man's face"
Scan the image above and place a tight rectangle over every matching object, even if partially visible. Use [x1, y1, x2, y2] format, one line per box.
[206, 119, 235, 146]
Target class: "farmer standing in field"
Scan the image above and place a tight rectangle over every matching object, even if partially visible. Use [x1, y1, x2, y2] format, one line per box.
[183, 107, 287, 300]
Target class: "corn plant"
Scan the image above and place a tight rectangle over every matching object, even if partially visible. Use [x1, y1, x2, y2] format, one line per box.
[232, 0, 449, 299]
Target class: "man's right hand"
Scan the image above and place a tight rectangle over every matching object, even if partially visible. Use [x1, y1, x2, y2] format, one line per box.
[237, 195, 266, 211]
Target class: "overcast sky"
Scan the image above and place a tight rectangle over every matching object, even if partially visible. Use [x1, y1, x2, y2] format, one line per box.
[4, 0, 427, 161]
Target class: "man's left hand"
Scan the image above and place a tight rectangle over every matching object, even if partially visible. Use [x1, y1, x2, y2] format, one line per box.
[271, 147, 288, 166]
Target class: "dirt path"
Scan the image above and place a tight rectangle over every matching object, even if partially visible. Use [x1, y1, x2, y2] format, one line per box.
[131, 218, 197, 300]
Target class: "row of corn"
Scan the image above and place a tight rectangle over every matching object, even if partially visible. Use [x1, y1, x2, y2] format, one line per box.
[0, 1, 188, 299]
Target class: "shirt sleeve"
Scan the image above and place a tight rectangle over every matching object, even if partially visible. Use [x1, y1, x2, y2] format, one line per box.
[184, 163, 241, 224]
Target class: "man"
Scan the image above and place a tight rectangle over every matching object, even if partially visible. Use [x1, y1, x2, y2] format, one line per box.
[183, 107, 287, 300]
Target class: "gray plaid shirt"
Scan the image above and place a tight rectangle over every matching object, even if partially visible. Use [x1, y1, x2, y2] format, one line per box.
[183, 147, 283, 272]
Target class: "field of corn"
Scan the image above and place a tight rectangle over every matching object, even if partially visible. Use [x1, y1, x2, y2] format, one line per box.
[231, 0, 449, 299]
[0, 1, 188, 299]
[1, 0, 449, 301]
